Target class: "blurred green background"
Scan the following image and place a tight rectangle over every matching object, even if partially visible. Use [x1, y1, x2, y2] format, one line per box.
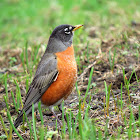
[0, 1, 140, 139]
[0, 0, 140, 49]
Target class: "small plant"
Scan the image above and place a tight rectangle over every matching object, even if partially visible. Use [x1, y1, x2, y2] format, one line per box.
[38, 102, 44, 139]
[111, 88, 117, 112]
[83, 67, 94, 105]
[0, 115, 8, 138]
[32, 104, 37, 140]
[9, 57, 17, 67]
[20, 43, 40, 76]
[4, 96, 24, 140]
[14, 80, 23, 109]
[104, 81, 111, 117]
[122, 68, 135, 103]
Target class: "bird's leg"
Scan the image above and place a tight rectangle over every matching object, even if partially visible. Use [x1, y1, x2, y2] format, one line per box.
[58, 104, 67, 123]
[49, 106, 62, 126]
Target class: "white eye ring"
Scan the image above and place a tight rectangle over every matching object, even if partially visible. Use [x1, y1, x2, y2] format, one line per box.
[64, 28, 68, 31]
[69, 26, 72, 30]
[65, 31, 70, 34]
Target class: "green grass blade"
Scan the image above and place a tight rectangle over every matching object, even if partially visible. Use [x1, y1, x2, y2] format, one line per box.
[66, 112, 72, 139]
[120, 83, 123, 112]
[104, 81, 111, 116]
[14, 80, 23, 108]
[98, 128, 103, 140]
[107, 84, 111, 116]
[26, 74, 29, 93]
[109, 49, 112, 70]
[55, 119, 57, 131]
[4, 74, 8, 102]
[78, 100, 83, 140]
[7, 112, 24, 140]
[128, 115, 132, 139]
[4, 96, 24, 140]
[32, 104, 37, 140]
[72, 111, 78, 139]
[38, 101, 44, 140]
[134, 70, 139, 82]
[104, 118, 109, 139]
[117, 126, 122, 139]
[84, 67, 94, 103]
[128, 69, 134, 83]
[20, 49, 26, 72]
[23, 110, 33, 139]
[8, 124, 12, 140]
[91, 120, 96, 140]
[33, 45, 40, 66]
[11, 91, 18, 112]
[138, 105, 140, 138]
[0, 115, 8, 137]
[61, 101, 66, 139]
[122, 68, 126, 86]
[129, 107, 137, 137]
[38, 101, 44, 125]
[104, 81, 108, 106]
[25, 42, 29, 71]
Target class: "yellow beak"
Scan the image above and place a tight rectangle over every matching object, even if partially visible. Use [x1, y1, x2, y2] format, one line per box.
[72, 25, 83, 31]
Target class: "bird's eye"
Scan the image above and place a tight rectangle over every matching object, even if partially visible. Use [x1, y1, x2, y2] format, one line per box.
[64, 28, 71, 35]
[64, 28, 68, 31]
[69, 26, 72, 30]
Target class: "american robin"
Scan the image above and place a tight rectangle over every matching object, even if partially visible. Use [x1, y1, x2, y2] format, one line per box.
[14, 24, 83, 129]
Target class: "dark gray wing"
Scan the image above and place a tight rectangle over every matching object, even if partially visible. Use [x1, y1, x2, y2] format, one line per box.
[14, 53, 58, 128]
[24, 53, 58, 108]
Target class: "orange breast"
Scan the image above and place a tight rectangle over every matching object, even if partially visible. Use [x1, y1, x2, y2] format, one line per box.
[41, 45, 77, 106]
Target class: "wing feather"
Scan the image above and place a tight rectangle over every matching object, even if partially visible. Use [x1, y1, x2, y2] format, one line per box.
[14, 53, 58, 128]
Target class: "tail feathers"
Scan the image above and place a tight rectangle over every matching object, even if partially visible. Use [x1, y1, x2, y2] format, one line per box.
[13, 104, 36, 133]
[14, 112, 24, 129]
[12, 112, 24, 133]
[13, 105, 32, 132]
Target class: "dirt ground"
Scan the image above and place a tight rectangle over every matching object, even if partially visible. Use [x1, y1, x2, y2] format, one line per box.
[0, 23, 140, 139]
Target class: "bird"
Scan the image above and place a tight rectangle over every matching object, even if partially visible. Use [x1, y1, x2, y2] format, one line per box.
[13, 24, 83, 129]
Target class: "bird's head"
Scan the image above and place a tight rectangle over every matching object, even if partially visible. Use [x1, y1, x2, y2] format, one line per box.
[46, 24, 83, 53]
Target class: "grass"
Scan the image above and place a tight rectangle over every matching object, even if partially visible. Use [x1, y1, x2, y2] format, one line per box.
[2, 64, 139, 139]
[0, 0, 140, 49]
[32, 104, 37, 140]
[0, 0, 140, 139]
